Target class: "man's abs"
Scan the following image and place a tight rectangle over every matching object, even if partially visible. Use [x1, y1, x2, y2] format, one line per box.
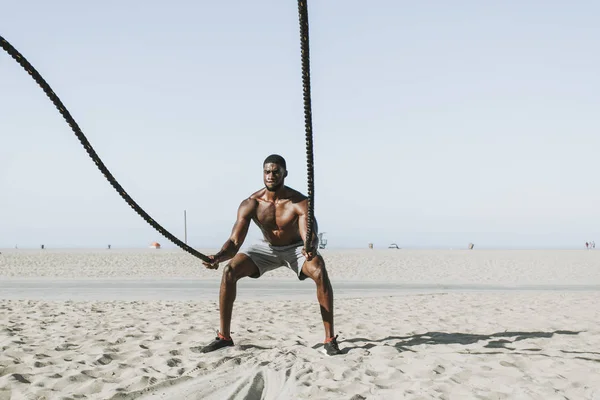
[254, 215, 302, 246]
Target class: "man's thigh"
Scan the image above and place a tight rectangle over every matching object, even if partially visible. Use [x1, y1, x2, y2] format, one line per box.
[238, 243, 284, 278]
[227, 253, 260, 279]
[299, 254, 326, 281]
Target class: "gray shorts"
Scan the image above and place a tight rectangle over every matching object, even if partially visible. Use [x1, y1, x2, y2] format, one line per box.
[239, 241, 312, 280]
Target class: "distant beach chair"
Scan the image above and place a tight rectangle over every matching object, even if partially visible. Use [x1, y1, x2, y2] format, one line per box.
[388, 243, 400, 249]
[317, 232, 328, 249]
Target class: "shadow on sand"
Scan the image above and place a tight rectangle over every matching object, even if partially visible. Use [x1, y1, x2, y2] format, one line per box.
[312, 330, 600, 361]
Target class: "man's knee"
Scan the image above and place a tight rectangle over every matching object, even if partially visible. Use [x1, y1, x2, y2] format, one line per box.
[305, 256, 328, 283]
[222, 264, 238, 283]
[222, 254, 258, 282]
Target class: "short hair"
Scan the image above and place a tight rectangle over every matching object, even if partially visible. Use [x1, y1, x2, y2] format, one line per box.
[263, 154, 287, 169]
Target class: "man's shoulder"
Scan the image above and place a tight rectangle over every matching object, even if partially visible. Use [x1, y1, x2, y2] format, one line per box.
[239, 194, 261, 209]
[284, 186, 308, 202]
[247, 188, 266, 202]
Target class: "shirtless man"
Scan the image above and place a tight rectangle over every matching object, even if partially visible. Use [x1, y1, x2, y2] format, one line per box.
[200, 154, 341, 355]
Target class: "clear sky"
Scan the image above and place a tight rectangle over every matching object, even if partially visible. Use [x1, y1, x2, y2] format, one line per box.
[1, 0, 599, 250]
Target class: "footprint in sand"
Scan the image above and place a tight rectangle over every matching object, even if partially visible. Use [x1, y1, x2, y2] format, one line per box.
[364, 369, 378, 377]
[11, 373, 31, 384]
[96, 354, 113, 365]
[167, 358, 182, 367]
[450, 370, 471, 384]
[350, 395, 367, 400]
[433, 365, 446, 375]
[34, 361, 52, 368]
[499, 361, 517, 368]
[141, 350, 153, 358]
[68, 372, 93, 383]
[295, 366, 314, 382]
[55, 343, 79, 351]
[213, 357, 242, 368]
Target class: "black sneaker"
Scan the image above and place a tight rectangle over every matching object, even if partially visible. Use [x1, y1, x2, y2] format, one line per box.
[200, 332, 234, 353]
[322, 335, 342, 356]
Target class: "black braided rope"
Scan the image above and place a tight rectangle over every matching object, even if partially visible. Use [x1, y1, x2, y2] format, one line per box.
[0, 35, 210, 263]
[297, 0, 316, 252]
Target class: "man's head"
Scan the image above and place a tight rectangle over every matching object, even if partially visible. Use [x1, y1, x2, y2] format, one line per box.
[263, 154, 287, 192]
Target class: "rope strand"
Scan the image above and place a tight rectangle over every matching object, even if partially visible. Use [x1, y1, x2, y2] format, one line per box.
[0, 35, 210, 263]
[297, 0, 316, 252]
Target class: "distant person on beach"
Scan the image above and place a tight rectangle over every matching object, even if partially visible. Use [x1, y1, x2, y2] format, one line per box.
[200, 154, 341, 356]
[586, 242, 589, 250]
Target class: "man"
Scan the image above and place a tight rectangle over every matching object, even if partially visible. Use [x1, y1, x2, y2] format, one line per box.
[201, 154, 341, 356]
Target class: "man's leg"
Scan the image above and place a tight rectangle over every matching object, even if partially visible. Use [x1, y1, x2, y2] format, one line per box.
[301, 255, 335, 340]
[202, 253, 259, 353]
[219, 253, 259, 338]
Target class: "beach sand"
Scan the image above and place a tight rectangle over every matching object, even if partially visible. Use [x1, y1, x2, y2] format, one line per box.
[1, 249, 600, 399]
[1, 248, 600, 285]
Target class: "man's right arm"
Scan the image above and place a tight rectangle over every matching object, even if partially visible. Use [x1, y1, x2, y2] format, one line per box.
[205, 199, 255, 267]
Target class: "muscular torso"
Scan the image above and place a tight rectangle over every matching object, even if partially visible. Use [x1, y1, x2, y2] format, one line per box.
[248, 187, 306, 246]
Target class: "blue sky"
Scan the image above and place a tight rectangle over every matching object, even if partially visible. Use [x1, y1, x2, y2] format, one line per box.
[1, 0, 599, 249]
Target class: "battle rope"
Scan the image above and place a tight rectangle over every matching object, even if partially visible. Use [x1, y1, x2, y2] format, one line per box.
[297, 0, 316, 252]
[1, 1, 317, 259]
[0, 35, 210, 263]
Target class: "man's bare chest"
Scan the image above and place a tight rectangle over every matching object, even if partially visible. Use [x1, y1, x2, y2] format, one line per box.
[255, 202, 297, 228]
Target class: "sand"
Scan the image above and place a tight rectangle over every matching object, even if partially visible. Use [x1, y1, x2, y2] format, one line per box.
[1, 248, 600, 285]
[1, 249, 600, 399]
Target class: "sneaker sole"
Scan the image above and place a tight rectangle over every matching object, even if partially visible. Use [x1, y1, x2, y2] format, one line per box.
[321, 348, 340, 356]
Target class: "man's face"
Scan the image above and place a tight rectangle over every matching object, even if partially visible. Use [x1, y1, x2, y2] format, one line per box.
[263, 163, 286, 192]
